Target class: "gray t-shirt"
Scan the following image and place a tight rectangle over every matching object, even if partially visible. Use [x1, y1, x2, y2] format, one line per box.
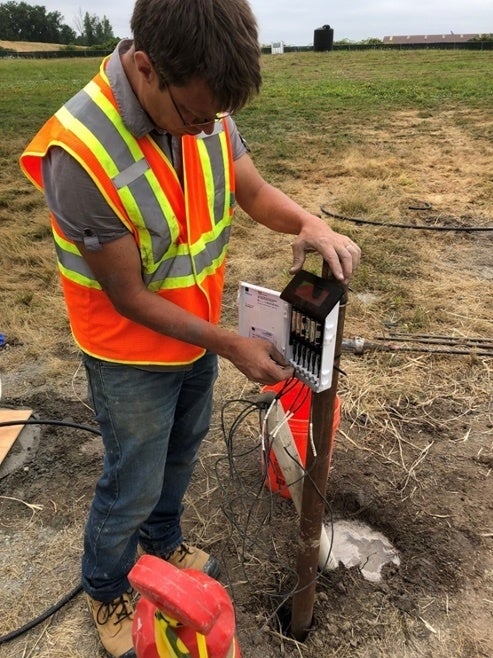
[42, 40, 248, 245]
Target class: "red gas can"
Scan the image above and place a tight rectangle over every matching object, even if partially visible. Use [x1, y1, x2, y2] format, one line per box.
[129, 554, 241, 658]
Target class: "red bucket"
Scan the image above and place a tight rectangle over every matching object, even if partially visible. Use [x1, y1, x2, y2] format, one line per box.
[262, 380, 340, 499]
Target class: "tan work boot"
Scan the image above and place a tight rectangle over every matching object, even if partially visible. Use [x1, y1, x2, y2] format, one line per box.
[137, 541, 220, 579]
[86, 591, 136, 658]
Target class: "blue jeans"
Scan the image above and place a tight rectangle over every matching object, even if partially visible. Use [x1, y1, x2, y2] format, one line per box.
[81, 351, 218, 602]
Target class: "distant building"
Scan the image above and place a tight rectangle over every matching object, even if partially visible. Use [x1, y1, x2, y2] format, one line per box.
[383, 34, 480, 45]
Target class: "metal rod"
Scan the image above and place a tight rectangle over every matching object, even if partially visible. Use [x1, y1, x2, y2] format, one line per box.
[290, 263, 347, 641]
[342, 337, 493, 357]
[376, 334, 493, 349]
[382, 332, 492, 343]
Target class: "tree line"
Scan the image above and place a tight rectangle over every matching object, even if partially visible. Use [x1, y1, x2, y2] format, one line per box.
[0, 1, 117, 46]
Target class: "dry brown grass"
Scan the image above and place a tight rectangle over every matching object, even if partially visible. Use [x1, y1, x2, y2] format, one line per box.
[2, 106, 492, 470]
[0, 40, 85, 52]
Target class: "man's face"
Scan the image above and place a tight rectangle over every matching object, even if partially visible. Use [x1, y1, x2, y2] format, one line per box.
[143, 74, 222, 137]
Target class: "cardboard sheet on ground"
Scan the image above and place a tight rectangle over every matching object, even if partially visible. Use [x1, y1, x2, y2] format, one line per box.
[0, 408, 33, 466]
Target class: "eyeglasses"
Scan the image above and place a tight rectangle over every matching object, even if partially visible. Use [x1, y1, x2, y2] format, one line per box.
[167, 86, 230, 128]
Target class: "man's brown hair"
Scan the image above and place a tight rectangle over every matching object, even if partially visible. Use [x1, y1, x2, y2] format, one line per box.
[131, 0, 262, 112]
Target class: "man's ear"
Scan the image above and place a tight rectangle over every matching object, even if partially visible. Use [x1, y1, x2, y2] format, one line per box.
[133, 51, 156, 84]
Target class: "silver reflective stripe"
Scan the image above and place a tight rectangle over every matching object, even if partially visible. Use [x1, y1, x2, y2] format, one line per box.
[125, 171, 173, 261]
[144, 223, 231, 286]
[113, 159, 150, 189]
[144, 252, 191, 286]
[206, 137, 228, 223]
[65, 90, 136, 172]
[54, 240, 99, 284]
[66, 85, 176, 265]
[193, 224, 231, 274]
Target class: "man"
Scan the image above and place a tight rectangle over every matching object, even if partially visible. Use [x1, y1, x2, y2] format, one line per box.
[20, 1, 360, 656]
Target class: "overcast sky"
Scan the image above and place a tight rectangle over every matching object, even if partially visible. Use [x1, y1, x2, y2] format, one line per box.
[38, 0, 492, 44]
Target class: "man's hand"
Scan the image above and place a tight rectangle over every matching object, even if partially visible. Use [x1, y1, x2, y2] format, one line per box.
[290, 219, 361, 283]
[235, 154, 361, 283]
[226, 336, 294, 385]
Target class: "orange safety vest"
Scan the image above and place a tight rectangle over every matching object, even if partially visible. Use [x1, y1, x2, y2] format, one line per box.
[20, 56, 236, 366]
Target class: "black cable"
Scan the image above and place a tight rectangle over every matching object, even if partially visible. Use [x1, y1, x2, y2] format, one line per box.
[217, 393, 337, 627]
[0, 417, 100, 645]
[0, 418, 100, 435]
[1, 403, 333, 644]
[217, 399, 284, 597]
[320, 204, 493, 232]
[288, 382, 311, 417]
[0, 584, 83, 645]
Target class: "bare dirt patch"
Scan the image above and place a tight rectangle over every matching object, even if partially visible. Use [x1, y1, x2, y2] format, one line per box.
[1, 109, 492, 657]
[0, 381, 491, 658]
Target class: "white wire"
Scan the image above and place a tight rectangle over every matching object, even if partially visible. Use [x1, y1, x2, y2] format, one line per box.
[260, 397, 277, 451]
[308, 420, 317, 458]
[259, 398, 294, 448]
[270, 410, 294, 439]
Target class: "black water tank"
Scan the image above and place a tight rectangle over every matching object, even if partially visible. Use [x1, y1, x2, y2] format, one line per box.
[313, 24, 334, 52]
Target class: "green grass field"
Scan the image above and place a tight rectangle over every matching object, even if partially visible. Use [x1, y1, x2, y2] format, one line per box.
[1, 49, 492, 134]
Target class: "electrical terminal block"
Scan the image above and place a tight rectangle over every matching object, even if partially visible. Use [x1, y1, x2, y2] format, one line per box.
[238, 271, 344, 392]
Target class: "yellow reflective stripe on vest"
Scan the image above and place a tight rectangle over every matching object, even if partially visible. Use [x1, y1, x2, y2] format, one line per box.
[54, 105, 123, 221]
[147, 234, 229, 292]
[82, 78, 178, 266]
[56, 99, 149, 246]
[85, 78, 143, 161]
[218, 131, 233, 222]
[196, 131, 232, 225]
[91, 67, 182, 228]
[60, 75, 181, 270]
[196, 137, 215, 224]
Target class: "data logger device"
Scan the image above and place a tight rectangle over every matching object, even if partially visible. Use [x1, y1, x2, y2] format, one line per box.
[238, 271, 345, 392]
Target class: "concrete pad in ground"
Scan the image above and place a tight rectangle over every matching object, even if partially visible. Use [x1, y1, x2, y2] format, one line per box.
[327, 519, 400, 582]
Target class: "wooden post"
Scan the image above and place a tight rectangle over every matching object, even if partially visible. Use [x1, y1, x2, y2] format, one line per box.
[290, 265, 347, 641]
